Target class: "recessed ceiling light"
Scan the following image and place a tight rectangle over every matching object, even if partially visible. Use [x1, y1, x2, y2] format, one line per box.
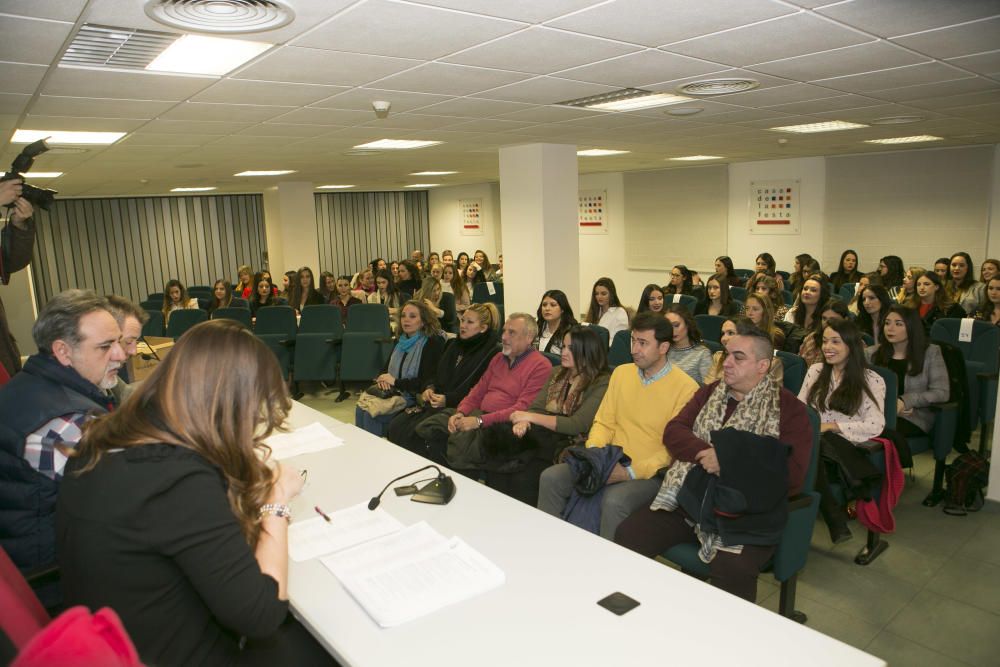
[146, 34, 272, 76]
[354, 139, 442, 150]
[677, 78, 760, 96]
[317, 184, 355, 189]
[2, 171, 63, 178]
[171, 186, 216, 192]
[665, 107, 704, 117]
[405, 183, 439, 188]
[410, 171, 457, 176]
[870, 115, 925, 125]
[234, 170, 296, 176]
[864, 135, 944, 145]
[669, 155, 723, 161]
[558, 88, 693, 112]
[577, 149, 630, 157]
[12, 129, 126, 145]
[770, 120, 868, 134]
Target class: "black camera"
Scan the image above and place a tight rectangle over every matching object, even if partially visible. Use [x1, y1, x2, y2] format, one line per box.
[1, 139, 57, 211]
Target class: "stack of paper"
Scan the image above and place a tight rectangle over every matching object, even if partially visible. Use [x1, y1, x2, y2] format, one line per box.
[264, 421, 344, 460]
[288, 505, 404, 562]
[321, 522, 505, 628]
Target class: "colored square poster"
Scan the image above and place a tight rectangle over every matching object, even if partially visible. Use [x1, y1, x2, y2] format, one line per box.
[579, 190, 607, 234]
[459, 198, 483, 236]
[749, 179, 800, 235]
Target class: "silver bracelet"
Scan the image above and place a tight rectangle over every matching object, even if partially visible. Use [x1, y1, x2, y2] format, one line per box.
[259, 503, 292, 521]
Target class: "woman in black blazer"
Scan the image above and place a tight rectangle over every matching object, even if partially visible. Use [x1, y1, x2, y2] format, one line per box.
[695, 273, 740, 317]
[56, 320, 334, 667]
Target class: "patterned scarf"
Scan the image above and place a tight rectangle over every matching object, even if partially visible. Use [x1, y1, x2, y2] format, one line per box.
[544, 370, 586, 416]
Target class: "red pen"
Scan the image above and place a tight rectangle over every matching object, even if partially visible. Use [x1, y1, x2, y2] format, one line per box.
[314, 506, 331, 522]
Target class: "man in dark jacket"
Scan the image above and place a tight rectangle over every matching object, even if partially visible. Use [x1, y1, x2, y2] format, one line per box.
[0, 289, 125, 575]
[0, 178, 36, 378]
[615, 322, 812, 602]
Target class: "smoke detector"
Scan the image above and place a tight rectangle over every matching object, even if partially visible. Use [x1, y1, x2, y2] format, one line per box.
[144, 0, 295, 34]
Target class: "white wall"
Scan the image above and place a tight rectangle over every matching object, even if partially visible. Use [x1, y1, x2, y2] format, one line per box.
[427, 183, 501, 262]
[728, 157, 827, 274]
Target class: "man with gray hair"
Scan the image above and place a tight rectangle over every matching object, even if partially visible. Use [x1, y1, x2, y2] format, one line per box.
[440, 313, 550, 468]
[0, 289, 125, 575]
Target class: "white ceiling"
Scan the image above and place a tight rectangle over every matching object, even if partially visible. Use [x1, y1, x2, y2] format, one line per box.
[0, 0, 998, 197]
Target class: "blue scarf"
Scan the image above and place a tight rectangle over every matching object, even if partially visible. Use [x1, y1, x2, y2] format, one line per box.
[389, 333, 428, 404]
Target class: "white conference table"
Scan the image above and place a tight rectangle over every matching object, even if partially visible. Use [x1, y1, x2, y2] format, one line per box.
[284, 402, 885, 667]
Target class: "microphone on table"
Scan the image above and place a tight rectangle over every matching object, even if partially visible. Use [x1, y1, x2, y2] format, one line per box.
[368, 464, 456, 510]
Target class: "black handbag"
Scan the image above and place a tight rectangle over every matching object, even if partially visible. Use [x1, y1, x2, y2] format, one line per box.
[819, 431, 881, 500]
[364, 384, 400, 400]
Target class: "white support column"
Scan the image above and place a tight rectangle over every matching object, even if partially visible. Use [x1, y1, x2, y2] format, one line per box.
[262, 182, 320, 275]
[498, 143, 579, 317]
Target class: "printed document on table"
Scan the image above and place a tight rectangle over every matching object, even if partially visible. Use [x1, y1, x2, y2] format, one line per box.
[289, 504, 404, 562]
[264, 421, 344, 460]
[322, 522, 505, 628]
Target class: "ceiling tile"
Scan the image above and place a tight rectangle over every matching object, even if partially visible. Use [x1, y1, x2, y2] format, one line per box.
[667, 13, 874, 67]
[809, 103, 946, 122]
[137, 119, 255, 134]
[472, 76, 616, 104]
[234, 47, 419, 87]
[547, 0, 794, 47]
[413, 0, 603, 22]
[265, 107, 373, 126]
[877, 77, 1000, 103]
[492, 105, 604, 123]
[29, 96, 176, 119]
[762, 94, 884, 115]
[111, 133, 218, 147]
[192, 80, 348, 106]
[0, 94, 30, 116]
[234, 124, 336, 138]
[409, 98, 534, 118]
[4, 62, 46, 96]
[43, 67, 216, 101]
[359, 114, 468, 130]
[292, 0, 524, 60]
[816, 0, 1000, 38]
[816, 62, 974, 94]
[719, 83, 844, 108]
[443, 27, 639, 75]
[0, 0, 88, 22]
[159, 102, 295, 123]
[556, 49, 724, 87]
[749, 41, 930, 81]
[371, 63, 531, 96]
[21, 115, 147, 131]
[437, 118, 539, 134]
[0, 15, 73, 65]
[947, 50, 1000, 78]
[901, 89, 1000, 110]
[312, 89, 452, 113]
[892, 18, 1000, 60]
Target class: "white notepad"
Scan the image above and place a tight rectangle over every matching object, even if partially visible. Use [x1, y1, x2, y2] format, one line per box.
[288, 504, 404, 562]
[263, 421, 344, 460]
[322, 522, 505, 628]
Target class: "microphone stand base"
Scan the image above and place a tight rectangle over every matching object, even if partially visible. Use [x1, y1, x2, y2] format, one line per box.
[411, 476, 456, 505]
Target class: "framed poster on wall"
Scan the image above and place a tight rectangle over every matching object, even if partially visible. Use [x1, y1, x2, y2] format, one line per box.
[579, 190, 607, 234]
[460, 198, 483, 236]
[749, 180, 799, 235]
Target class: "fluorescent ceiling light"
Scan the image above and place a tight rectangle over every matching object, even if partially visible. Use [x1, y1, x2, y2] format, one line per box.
[669, 155, 723, 161]
[770, 120, 868, 134]
[171, 186, 216, 192]
[577, 149, 630, 157]
[405, 183, 439, 188]
[354, 139, 442, 150]
[2, 171, 62, 178]
[410, 171, 457, 176]
[317, 184, 355, 189]
[587, 92, 693, 112]
[146, 35, 272, 76]
[12, 129, 125, 145]
[864, 135, 943, 145]
[234, 170, 296, 176]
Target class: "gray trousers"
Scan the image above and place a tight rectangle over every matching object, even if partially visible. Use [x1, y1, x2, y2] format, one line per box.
[537, 463, 661, 540]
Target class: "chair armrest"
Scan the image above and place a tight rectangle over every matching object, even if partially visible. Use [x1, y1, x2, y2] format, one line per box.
[788, 494, 813, 511]
[278, 339, 296, 347]
[24, 563, 60, 586]
[975, 371, 998, 381]
[929, 402, 959, 413]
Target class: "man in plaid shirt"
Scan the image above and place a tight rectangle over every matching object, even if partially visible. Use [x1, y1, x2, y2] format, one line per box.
[0, 289, 125, 577]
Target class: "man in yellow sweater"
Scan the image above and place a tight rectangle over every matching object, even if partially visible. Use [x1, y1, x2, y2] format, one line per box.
[537, 311, 698, 539]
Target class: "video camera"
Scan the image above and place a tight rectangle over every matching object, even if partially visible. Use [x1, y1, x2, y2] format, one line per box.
[1, 139, 57, 211]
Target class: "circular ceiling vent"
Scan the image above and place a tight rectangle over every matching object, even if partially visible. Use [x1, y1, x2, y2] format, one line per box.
[144, 0, 294, 34]
[676, 78, 760, 96]
[870, 115, 925, 125]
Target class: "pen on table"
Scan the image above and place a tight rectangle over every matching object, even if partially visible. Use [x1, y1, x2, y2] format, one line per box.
[314, 506, 331, 523]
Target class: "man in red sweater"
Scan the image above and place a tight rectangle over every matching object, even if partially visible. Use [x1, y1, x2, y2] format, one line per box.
[444, 313, 551, 468]
[615, 322, 812, 602]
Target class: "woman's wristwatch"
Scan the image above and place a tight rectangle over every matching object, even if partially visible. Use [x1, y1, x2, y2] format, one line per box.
[259, 503, 292, 521]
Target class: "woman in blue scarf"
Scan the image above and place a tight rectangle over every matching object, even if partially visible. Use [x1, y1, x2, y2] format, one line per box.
[355, 300, 444, 437]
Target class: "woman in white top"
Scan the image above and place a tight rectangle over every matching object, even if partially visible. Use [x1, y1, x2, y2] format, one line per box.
[534, 290, 578, 355]
[161, 279, 199, 326]
[583, 277, 629, 346]
[798, 319, 885, 545]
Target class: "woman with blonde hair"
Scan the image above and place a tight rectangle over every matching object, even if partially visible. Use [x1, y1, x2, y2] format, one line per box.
[57, 320, 334, 666]
[743, 292, 785, 350]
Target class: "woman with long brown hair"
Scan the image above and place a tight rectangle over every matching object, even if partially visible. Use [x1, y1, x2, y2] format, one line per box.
[56, 320, 333, 666]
